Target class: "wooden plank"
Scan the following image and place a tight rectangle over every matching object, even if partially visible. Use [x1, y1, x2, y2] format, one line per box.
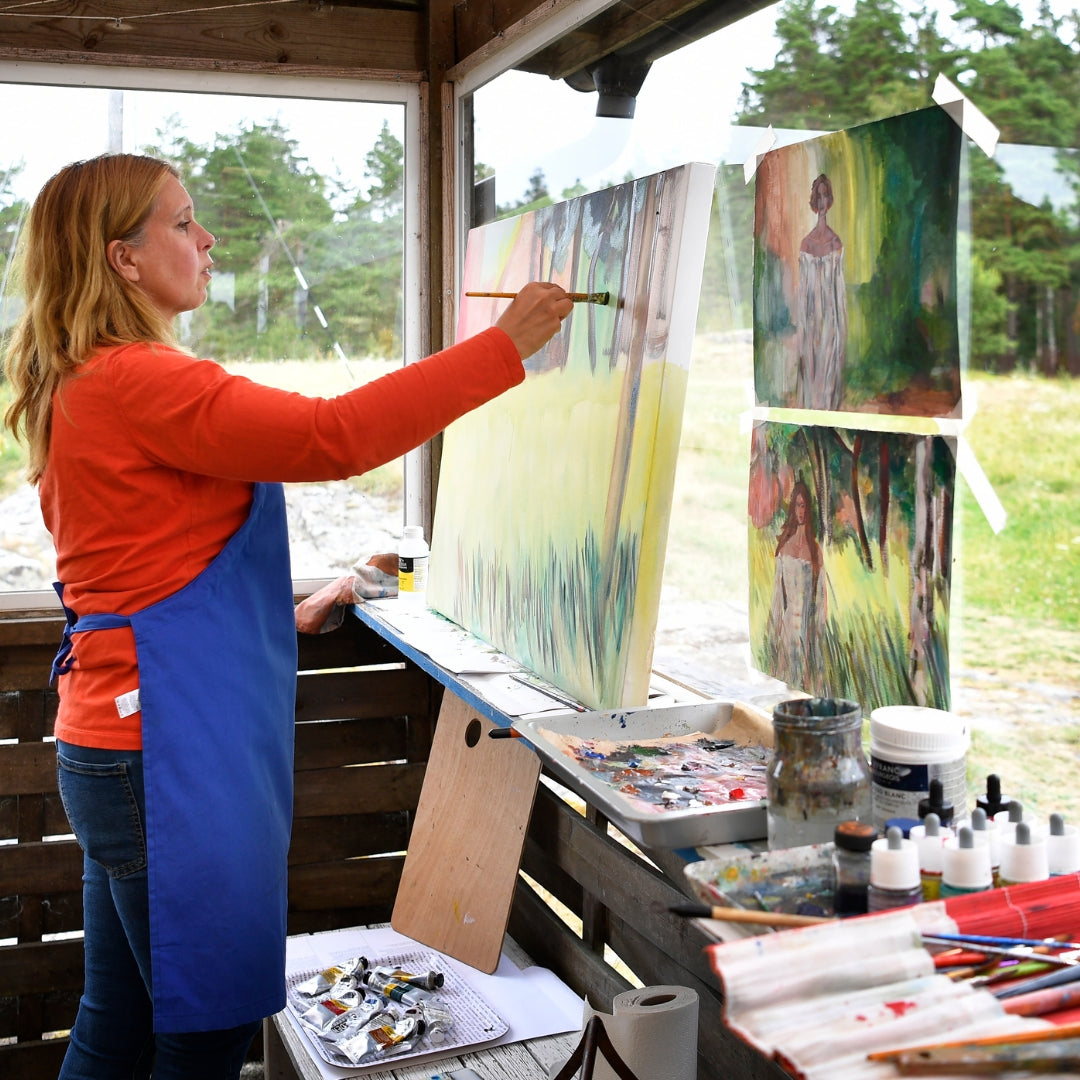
[293, 715, 405, 771]
[391, 691, 541, 974]
[0, 838, 83, 896]
[0, 792, 69, 842]
[287, 854, 403, 912]
[291, 761, 426, 818]
[0, 617, 64, 648]
[294, 668, 430, 723]
[296, 613, 410, 671]
[0, 891, 82, 942]
[287, 812, 408, 867]
[0, 938, 84, 997]
[0, 742, 59, 796]
[0, 6, 425, 75]
[0, 1038, 69, 1080]
[0, 688, 55, 739]
[0, 645, 59, 692]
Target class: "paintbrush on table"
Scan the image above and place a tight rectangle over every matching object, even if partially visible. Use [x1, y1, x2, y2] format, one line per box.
[466, 289, 611, 304]
[882, 1036, 1080, 1074]
[668, 902, 831, 928]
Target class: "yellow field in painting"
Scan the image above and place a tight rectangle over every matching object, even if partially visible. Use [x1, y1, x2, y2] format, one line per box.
[748, 528, 950, 710]
[429, 355, 688, 708]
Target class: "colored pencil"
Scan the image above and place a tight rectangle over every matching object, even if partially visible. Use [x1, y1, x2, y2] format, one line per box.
[668, 902, 831, 927]
[465, 290, 611, 304]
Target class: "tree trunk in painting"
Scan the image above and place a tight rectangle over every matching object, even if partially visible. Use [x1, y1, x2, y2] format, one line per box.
[908, 437, 934, 705]
[850, 433, 872, 571]
[878, 439, 889, 575]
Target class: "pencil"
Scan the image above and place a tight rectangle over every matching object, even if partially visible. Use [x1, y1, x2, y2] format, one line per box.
[465, 290, 610, 304]
[668, 902, 831, 927]
[488, 726, 524, 739]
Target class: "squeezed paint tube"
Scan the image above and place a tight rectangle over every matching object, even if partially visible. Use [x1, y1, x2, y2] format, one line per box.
[294, 956, 369, 997]
[361, 968, 433, 1005]
[337, 1011, 426, 1065]
[410, 1000, 455, 1044]
[298, 989, 371, 1034]
[365, 964, 445, 992]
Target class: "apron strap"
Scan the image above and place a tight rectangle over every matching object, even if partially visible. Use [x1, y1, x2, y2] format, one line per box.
[50, 582, 132, 684]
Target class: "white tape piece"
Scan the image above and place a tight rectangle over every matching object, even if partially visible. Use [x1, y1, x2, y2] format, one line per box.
[956, 435, 1007, 534]
[932, 74, 1000, 158]
[744, 125, 778, 185]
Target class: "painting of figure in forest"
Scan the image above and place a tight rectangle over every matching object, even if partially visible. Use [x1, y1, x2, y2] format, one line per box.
[427, 163, 716, 709]
[753, 105, 963, 417]
[748, 420, 956, 710]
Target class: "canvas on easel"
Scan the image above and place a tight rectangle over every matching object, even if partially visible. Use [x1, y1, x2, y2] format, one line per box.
[427, 163, 716, 710]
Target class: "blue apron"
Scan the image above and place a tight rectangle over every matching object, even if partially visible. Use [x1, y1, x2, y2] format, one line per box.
[53, 482, 297, 1032]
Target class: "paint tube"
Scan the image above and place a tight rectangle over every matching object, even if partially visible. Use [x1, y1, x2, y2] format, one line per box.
[410, 1000, 455, 1044]
[361, 968, 433, 1005]
[294, 956, 369, 997]
[364, 964, 444, 992]
[297, 988, 370, 1034]
[337, 1011, 426, 1065]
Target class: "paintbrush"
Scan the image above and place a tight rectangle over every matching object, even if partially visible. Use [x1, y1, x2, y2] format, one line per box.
[994, 961, 1080, 999]
[922, 936, 1078, 968]
[868, 1020, 1080, 1062]
[884, 1036, 1080, 1073]
[926, 932, 1080, 950]
[465, 290, 611, 304]
[668, 902, 831, 927]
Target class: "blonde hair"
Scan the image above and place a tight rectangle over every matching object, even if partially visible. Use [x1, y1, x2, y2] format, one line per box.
[2, 154, 181, 483]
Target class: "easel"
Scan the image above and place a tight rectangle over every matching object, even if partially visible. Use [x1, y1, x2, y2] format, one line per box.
[550, 1015, 647, 1080]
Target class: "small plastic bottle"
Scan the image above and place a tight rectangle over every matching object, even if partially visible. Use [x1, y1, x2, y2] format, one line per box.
[1048, 814, 1080, 876]
[832, 820, 877, 916]
[994, 800, 1026, 844]
[941, 826, 993, 897]
[909, 812, 953, 902]
[999, 821, 1050, 886]
[917, 778, 955, 828]
[969, 807, 1001, 885]
[867, 826, 923, 911]
[397, 525, 430, 607]
[976, 774, 1013, 820]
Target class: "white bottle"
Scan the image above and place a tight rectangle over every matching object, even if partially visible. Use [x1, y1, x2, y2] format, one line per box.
[397, 525, 429, 607]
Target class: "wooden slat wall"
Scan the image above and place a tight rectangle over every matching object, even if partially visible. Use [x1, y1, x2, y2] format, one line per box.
[0, 609, 441, 1079]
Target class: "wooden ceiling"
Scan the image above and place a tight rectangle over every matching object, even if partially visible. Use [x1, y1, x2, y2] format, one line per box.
[0, 0, 763, 97]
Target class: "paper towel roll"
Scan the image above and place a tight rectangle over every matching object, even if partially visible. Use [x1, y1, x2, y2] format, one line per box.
[567, 985, 699, 1080]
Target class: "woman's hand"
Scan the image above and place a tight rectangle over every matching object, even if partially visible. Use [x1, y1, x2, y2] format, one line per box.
[494, 282, 574, 360]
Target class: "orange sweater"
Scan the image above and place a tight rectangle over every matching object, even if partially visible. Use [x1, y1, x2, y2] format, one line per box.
[41, 330, 524, 750]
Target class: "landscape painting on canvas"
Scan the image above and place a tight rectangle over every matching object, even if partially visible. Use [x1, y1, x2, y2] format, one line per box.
[427, 163, 716, 709]
[753, 105, 963, 417]
[748, 420, 956, 711]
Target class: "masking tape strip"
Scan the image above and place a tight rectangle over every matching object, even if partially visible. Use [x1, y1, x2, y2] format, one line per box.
[932, 73, 1000, 159]
[743, 125, 778, 185]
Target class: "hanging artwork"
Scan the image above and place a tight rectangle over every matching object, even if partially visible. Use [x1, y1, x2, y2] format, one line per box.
[753, 105, 963, 417]
[427, 163, 716, 709]
[748, 420, 956, 711]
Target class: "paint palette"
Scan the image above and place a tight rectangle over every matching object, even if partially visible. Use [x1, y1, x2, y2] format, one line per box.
[684, 843, 837, 926]
[516, 700, 773, 848]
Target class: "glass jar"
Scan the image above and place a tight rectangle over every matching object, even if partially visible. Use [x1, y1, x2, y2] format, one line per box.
[766, 697, 872, 850]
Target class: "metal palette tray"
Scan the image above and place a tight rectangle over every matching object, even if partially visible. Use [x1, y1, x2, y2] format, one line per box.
[516, 700, 771, 849]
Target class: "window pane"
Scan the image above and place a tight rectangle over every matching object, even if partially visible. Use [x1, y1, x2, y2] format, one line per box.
[0, 84, 406, 591]
[471, 0, 1080, 820]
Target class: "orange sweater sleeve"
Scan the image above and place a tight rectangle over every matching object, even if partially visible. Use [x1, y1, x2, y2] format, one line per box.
[107, 327, 524, 481]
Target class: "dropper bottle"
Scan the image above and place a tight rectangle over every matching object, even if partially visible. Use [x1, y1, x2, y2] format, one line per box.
[941, 825, 993, 897]
[909, 812, 953, 901]
[1048, 813, 1080, 876]
[969, 807, 1001, 886]
[867, 825, 923, 910]
[976, 773, 1013, 820]
[999, 821, 1050, 886]
[917, 778, 955, 828]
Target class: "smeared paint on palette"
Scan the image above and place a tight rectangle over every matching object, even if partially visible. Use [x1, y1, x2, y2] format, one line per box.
[536, 728, 770, 814]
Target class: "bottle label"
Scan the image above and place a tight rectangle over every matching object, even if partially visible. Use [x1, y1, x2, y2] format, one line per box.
[398, 555, 428, 594]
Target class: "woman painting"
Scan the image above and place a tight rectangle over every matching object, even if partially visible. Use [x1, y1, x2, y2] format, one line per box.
[796, 173, 847, 411]
[766, 480, 826, 690]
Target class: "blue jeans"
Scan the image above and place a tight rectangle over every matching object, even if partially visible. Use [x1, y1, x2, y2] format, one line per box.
[56, 741, 260, 1080]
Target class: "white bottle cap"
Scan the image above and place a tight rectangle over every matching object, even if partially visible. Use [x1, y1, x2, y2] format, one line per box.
[1048, 814, 1080, 875]
[870, 826, 921, 890]
[909, 813, 953, 875]
[999, 821, 1050, 884]
[942, 826, 993, 890]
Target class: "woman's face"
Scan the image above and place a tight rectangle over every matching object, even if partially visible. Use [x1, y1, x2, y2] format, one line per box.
[794, 492, 807, 524]
[110, 175, 215, 320]
[810, 180, 832, 213]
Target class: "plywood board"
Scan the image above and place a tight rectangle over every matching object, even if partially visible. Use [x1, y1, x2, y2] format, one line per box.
[391, 691, 541, 973]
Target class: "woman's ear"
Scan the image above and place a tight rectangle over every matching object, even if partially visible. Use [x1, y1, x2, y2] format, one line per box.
[107, 239, 140, 283]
